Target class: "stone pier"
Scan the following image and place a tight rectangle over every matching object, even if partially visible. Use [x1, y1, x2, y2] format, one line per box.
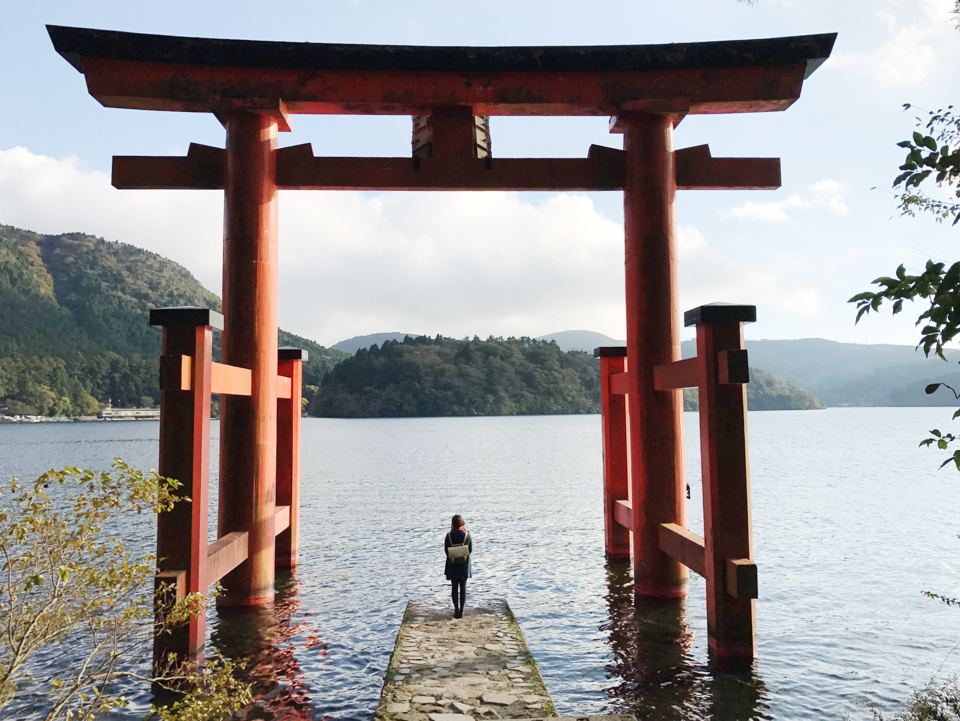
[376, 599, 553, 720]
[376, 599, 636, 721]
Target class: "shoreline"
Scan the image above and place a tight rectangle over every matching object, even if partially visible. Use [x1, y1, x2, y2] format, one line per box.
[0, 415, 158, 424]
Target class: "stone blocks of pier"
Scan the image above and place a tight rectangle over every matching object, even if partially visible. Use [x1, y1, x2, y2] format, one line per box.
[376, 599, 555, 720]
[376, 599, 638, 721]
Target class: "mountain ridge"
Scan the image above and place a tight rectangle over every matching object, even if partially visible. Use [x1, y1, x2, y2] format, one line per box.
[2, 218, 941, 416]
[0, 223, 346, 415]
[680, 338, 960, 406]
[331, 327, 960, 408]
[332, 332, 419, 355]
[536, 330, 625, 353]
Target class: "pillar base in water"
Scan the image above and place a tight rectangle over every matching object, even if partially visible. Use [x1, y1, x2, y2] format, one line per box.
[633, 581, 689, 601]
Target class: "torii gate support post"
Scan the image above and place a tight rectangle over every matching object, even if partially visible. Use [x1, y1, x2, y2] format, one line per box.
[621, 112, 688, 599]
[276, 347, 305, 568]
[689, 304, 757, 658]
[597, 347, 630, 561]
[151, 307, 220, 667]
[218, 111, 280, 607]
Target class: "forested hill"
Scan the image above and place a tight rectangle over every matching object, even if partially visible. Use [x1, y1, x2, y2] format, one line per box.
[0, 224, 346, 416]
[683, 368, 824, 412]
[310, 335, 601, 417]
[310, 336, 825, 418]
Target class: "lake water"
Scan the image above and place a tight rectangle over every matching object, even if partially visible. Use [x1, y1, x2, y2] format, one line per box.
[2, 408, 960, 720]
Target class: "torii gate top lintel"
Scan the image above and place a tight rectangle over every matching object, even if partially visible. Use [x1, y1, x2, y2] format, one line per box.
[48, 25, 836, 118]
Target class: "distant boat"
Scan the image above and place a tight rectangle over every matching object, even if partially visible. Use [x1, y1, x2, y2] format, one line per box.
[98, 407, 160, 421]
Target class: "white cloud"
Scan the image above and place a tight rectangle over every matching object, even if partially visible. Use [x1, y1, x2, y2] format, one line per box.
[678, 227, 821, 315]
[0, 146, 224, 289]
[278, 190, 629, 343]
[830, 0, 955, 85]
[0, 146, 826, 346]
[728, 199, 795, 223]
[0, 146, 629, 345]
[727, 179, 847, 223]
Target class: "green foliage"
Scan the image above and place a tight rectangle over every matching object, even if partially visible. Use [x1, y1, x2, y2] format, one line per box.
[919, 383, 960, 470]
[855, 677, 960, 720]
[894, 106, 960, 225]
[0, 460, 251, 720]
[150, 654, 251, 721]
[747, 367, 825, 409]
[310, 335, 601, 418]
[850, 261, 960, 361]
[0, 224, 346, 416]
[851, 107, 960, 469]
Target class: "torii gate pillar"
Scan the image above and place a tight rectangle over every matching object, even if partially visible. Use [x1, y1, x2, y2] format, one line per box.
[218, 111, 280, 607]
[622, 112, 688, 600]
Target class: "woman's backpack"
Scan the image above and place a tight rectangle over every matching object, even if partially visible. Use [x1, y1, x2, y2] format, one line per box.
[447, 532, 470, 563]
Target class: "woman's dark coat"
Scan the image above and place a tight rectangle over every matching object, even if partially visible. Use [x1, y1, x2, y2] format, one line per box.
[444, 529, 472, 581]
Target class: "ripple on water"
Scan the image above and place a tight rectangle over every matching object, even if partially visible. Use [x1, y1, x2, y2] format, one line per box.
[3, 410, 960, 719]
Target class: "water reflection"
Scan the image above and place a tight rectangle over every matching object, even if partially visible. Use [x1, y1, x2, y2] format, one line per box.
[212, 571, 328, 720]
[601, 562, 769, 721]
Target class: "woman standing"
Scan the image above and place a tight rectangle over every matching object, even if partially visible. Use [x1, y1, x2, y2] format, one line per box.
[444, 514, 472, 618]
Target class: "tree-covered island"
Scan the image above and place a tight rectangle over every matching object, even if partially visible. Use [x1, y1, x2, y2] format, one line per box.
[313, 335, 824, 418]
[310, 335, 601, 417]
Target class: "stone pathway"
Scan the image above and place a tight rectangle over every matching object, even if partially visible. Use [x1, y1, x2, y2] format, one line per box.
[375, 599, 556, 721]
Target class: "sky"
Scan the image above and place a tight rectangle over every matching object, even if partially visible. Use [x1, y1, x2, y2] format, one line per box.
[0, 0, 958, 348]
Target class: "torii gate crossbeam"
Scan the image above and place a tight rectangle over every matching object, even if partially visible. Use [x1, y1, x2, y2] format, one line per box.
[49, 25, 835, 663]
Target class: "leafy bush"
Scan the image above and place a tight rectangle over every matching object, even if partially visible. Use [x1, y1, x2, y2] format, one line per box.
[0, 461, 251, 720]
[855, 678, 960, 721]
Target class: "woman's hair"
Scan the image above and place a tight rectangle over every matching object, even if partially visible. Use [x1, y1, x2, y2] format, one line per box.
[451, 514, 464, 527]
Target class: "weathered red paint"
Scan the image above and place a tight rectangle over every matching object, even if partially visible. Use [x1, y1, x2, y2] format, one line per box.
[419, 106, 479, 157]
[112, 145, 779, 192]
[160, 355, 273, 397]
[79, 56, 809, 117]
[218, 111, 280, 607]
[599, 352, 630, 561]
[276, 374, 293, 399]
[695, 319, 757, 658]
[274, 505, 291, 535]
[206, 531, 250, 587]
[613, 500, 633, 530]
[622, 112, 688, 600]
[674, 144, 781, 190]
[653, 357, 699, 391]
[658, 523, 706, 579]
[276, 353, 303, 568]
[155, 320, 212, 664]
[609, 372, 630, 396]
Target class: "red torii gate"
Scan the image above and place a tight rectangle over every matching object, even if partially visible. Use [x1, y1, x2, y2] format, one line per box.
[49, 26, 835, 663]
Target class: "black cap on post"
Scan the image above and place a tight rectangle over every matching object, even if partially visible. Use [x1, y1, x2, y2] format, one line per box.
[149, 306, 224, 330]
[683, 303, 756, 328]
[278, 346, 309, 362]
[594, 346, 628, 358]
